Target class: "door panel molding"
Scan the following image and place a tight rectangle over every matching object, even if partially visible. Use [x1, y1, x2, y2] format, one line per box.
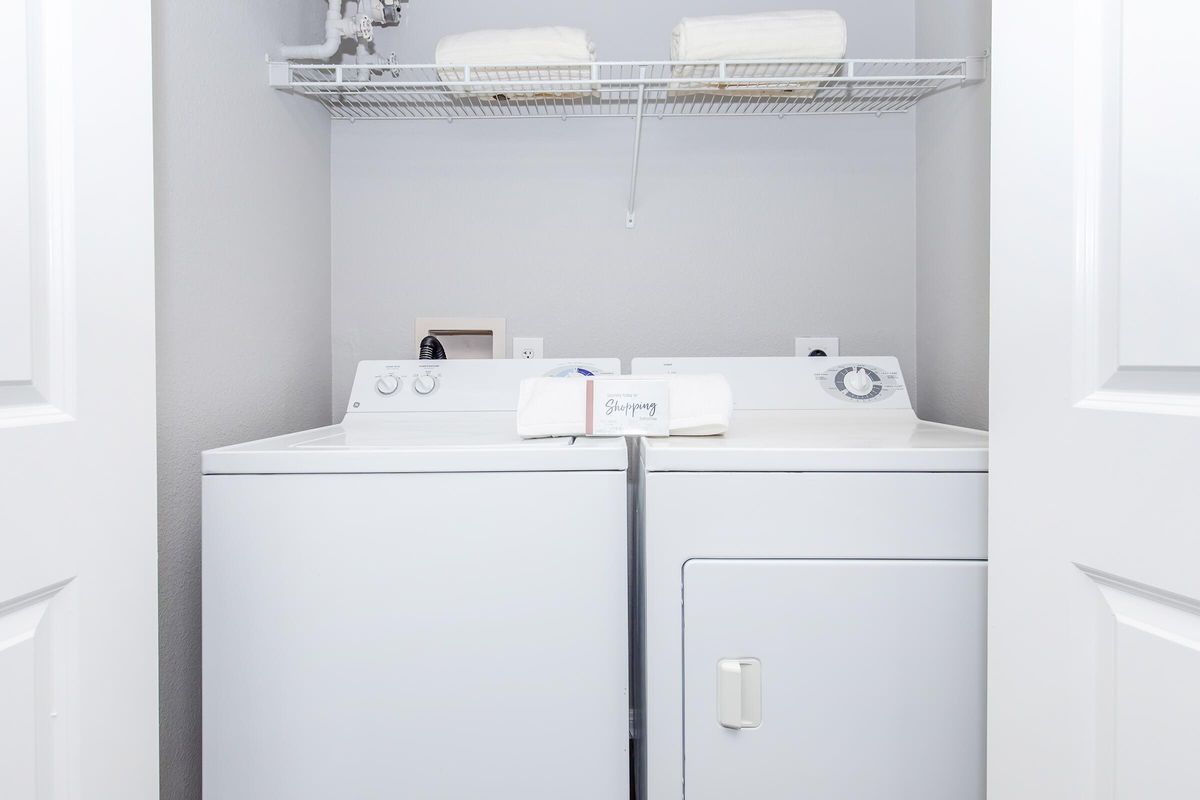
[0, 0, 75, 427]
[0, 0, 33, 387]
[1081, 564, 1200, 798]
[0, 579, 77, 799]
[1071, 0, 1200, 416]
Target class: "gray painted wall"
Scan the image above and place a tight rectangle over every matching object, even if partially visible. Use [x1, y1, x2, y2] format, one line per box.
[330, 0, 919, 411]
[914, 0, 990, 428]
[153, 1, 332, 797]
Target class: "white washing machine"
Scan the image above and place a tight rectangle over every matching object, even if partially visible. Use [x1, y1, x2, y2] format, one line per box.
[202, 359, 630, 800]
[631, 357, 988, 800]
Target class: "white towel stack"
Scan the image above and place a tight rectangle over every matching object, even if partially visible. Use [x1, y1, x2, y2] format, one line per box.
[670, 10, 848, 97]
[517, 374, 733, 439]
[435, 26, 597, 99]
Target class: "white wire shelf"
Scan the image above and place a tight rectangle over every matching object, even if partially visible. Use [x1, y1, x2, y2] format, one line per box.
[270, 58, 984, 120]
[269, 57, 986, 224]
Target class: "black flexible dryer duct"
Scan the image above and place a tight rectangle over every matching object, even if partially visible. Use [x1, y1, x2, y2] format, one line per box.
[419, 335, 447, 360]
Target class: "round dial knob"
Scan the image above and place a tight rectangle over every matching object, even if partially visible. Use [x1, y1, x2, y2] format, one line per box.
[843, 368, 874, 397]
[412, 375, 438, 396]
[375, 375, 401, 396]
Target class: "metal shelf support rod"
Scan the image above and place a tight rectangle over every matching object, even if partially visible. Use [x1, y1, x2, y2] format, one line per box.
[626, 67, 648, 228]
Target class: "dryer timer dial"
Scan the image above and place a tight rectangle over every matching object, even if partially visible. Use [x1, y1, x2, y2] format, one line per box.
[816, 363, 902, 403]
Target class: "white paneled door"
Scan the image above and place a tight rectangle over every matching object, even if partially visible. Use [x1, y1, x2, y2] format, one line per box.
[0, 0, 157, 797]
[991, 0, 1200, 797]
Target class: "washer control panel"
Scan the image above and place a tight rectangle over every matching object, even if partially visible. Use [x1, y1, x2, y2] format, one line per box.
[346, 358, 620, 414]
[817, 363, 904, 404]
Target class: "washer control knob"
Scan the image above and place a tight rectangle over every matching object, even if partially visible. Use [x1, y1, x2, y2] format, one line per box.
[375, 375, 401, 396]
[843, 368, 874, 397]
[412, 374, 438, 396]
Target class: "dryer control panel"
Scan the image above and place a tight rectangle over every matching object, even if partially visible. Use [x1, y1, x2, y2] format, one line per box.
[815, 363, 905, 404]
[630, 356, 911, 411]
[345, 358, 620, 413]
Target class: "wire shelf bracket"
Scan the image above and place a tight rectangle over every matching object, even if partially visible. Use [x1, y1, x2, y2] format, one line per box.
[626, 67, 648, 228]
[269, 56, 988, 226]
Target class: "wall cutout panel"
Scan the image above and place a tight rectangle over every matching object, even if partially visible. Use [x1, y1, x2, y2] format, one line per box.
[1083, 566, 1200, 797]
[0, 0, 74, 424]
[1073, 0, 1200, 413]
[0, 583, 74, 799]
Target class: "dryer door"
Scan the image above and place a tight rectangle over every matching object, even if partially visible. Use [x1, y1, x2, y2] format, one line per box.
[682, 559, 985, 800]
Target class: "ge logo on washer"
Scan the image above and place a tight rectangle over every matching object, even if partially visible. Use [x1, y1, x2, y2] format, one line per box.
[817, 363, 904, 402]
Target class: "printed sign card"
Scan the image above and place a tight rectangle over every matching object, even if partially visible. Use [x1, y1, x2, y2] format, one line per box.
[585, 378, 670, 437]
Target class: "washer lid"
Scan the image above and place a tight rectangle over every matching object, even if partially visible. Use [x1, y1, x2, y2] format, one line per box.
[202, 413, 627, 475]
[640, 410, 987, 472]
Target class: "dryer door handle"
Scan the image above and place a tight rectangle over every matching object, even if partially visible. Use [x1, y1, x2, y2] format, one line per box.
[717, 658, 762, 730]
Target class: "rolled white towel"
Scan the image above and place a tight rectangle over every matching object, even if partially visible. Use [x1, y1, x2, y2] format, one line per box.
[670, 10, 848, 97]
[517, 374, 732, 438]
[672, 10, 847, 62]
[435, 26, 597, 99]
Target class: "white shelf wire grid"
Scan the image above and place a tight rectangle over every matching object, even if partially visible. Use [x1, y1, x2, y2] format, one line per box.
[269, 58, 986, 121]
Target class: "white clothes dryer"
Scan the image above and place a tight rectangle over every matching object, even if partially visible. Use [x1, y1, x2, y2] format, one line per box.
[202, 359, 630, 800]
[632, 356, 988, 800]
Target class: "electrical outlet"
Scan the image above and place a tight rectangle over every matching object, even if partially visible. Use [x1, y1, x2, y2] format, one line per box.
[513, 337, 543, 359]
[795, 337, 839, 357]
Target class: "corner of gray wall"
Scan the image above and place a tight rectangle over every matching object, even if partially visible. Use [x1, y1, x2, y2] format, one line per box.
[153, 1, 332, 798]
[914, 0, 991, 429]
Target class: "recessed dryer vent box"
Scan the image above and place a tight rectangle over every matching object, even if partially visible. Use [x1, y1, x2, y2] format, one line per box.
[415, 317, 506, 359]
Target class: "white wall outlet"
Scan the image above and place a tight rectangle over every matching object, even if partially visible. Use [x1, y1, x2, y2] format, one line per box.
[795, 337, 840, 357]
[512, 337, 544, 359]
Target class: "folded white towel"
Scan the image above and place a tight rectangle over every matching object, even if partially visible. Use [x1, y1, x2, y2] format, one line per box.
[670, 10, 848, 97]
[516, 376, 588, 439]
[646, 374, 734, 436]
[435, 27, 597, 98]
[517, 374, 733, 438]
